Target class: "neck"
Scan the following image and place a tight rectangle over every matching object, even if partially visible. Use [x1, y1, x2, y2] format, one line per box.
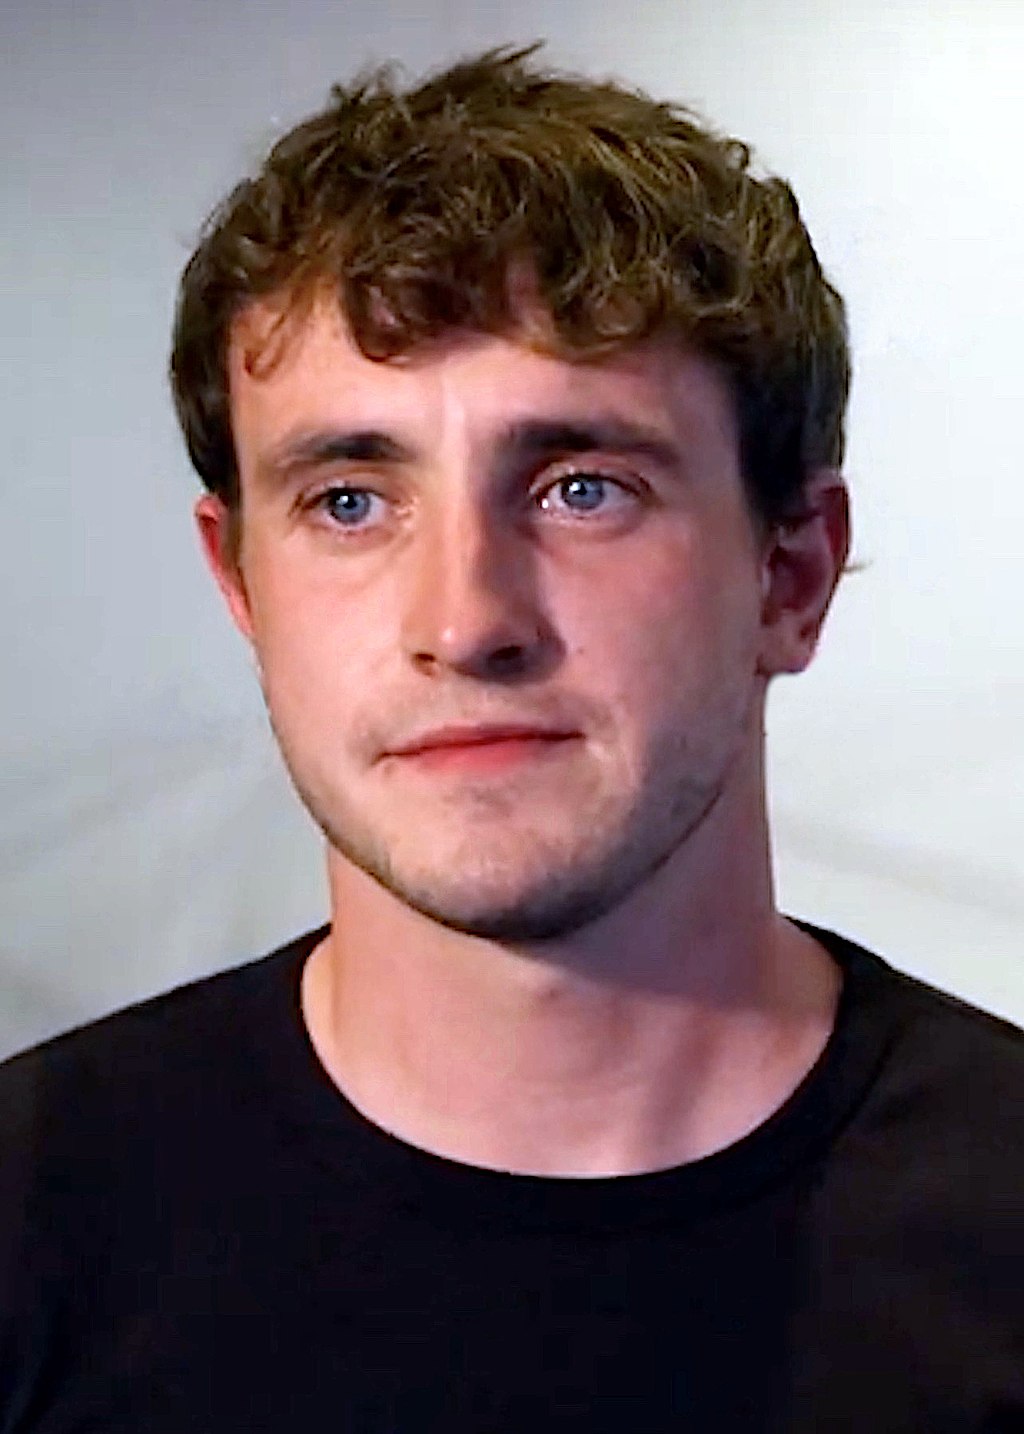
[301, 781, 841, 1177]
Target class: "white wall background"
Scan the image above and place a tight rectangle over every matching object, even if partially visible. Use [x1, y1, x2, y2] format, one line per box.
[2, 0, 1021, 1057]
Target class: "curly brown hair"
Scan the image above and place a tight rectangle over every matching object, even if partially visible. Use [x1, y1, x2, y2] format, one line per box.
[169, 44, 850, 529]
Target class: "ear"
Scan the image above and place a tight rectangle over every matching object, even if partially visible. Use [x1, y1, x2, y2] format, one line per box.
[756, 470, 850, 677]
[194, 494, 255, 643]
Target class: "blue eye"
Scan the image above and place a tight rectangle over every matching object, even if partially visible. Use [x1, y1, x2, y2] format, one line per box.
[558, 475, 608, 511]
[323, 487, 378, 526]
[539, 472, 633, 517]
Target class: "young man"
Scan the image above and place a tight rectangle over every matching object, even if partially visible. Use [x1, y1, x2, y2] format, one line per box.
[1, 47, 1020, 1431]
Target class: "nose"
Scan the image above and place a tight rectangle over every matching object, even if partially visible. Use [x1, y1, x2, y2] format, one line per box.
[401, 501, 557, 682]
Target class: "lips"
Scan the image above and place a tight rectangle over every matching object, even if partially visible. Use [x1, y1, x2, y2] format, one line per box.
[388, 724, 579, 758]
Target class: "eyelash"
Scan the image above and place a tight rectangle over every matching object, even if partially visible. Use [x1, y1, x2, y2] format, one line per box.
[306, 468, 645, 533]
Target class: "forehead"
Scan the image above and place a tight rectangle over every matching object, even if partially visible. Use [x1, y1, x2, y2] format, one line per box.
[226, 296, 740, 460]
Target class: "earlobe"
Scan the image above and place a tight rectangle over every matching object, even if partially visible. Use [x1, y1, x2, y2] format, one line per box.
[757, 471, 850, 678]
[194, 494, 255, 642]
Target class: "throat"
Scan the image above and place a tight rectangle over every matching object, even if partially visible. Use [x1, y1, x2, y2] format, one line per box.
[298, 921, 842, 1177]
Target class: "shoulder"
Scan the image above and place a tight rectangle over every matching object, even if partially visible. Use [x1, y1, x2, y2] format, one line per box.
[790, 925, 1024, 1381]
[832, 925, 1022, 1089]
[0, 926, 324, 1166]
[811, 921, 1022, 1067]
[810, 923, 1023, 1199]
[0, 928, 326, 1411]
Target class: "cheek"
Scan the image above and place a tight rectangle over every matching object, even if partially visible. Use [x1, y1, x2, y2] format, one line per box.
[243, 550, 388, 708]
[555, 529, 761, 698]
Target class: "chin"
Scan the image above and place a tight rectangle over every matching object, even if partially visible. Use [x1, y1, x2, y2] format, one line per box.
[381, 874, 623, 944]
[330, 820, 662, 944]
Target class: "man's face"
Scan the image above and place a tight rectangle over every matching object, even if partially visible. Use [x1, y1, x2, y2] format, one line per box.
[203, 301, 793, 941]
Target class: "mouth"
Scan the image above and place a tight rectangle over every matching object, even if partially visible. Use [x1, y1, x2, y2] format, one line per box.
[384, 725, 581, 774]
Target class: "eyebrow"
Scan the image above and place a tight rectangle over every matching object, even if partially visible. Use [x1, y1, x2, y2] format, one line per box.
[261, 414, 682, 484]
[265, 429, 414, 476]
[500, 418, 682, 470]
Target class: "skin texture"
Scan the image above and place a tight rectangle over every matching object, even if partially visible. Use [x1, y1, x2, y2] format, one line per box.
[197, 297, 850, 1175]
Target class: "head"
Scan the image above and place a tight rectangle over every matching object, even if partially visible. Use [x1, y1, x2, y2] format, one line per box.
[172, 47, 850, 943]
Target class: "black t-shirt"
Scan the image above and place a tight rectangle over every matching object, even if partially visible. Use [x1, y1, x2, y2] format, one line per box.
[1, 923, 1021, 1432]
